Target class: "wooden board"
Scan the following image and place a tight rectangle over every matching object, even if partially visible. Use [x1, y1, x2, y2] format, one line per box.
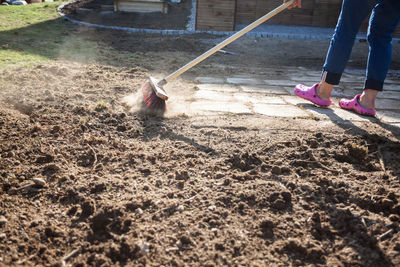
[114, 0, 168, 13]
[311, 2, 341, 27]
[235, 0, 256, 23]
[234, 0, 336, 27]
[261, 0, 314, 25]
[235, 0, 315, 26]
[196, 0, 236, 31]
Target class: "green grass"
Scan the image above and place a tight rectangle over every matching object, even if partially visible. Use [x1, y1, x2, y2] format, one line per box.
[0, 2, 101, 68]
[0, 2, 60, 30]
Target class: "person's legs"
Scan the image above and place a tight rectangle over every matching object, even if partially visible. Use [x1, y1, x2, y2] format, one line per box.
[359, 0, 400, 109]
[295, 0, 378, 106]
[318, 0, 378, 100]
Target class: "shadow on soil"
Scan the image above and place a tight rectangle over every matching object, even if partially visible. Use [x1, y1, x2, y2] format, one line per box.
[303, 104, 400, 139]
[311, 188, 395, 266]
[300, 102, 400, 181]
[137, 112, 217, 155]
[293, 105, 400, 266]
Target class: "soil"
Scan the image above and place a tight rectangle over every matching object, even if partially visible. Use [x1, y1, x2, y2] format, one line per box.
[1, 23, 400, 266]
[62, 0, 192, 30]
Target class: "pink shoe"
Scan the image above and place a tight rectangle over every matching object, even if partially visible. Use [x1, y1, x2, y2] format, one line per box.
[339, 94, 376, 117]
[294, 84, 332, 107]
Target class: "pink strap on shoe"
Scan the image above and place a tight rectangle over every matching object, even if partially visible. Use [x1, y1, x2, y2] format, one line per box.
[339, 94, 376, 117]
[294, 83, 332, 107]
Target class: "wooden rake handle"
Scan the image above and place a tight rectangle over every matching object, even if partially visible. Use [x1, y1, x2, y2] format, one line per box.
[160, 0, 295, 85]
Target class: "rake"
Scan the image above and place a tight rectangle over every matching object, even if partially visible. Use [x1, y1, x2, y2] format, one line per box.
[141, 0, 295, 113]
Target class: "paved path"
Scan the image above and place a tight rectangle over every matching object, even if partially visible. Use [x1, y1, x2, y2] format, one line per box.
[187, 66, 400, 128]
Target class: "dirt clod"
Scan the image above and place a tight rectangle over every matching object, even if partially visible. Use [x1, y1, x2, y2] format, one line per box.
[0, 217, 7, 227]
[260, 220, 274, 238]
[271, 166, 282, 175]
[347, 142, 368, 160]
[175, 170, 189, 181]
[81, 200, 96, 217]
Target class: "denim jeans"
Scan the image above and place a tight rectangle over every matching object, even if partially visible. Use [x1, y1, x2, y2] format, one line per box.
[323, 0, 400, 91]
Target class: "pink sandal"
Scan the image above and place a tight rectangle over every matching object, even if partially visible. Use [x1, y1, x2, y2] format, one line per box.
[294, 83, 332, 107]
[339, 94, 376, 117]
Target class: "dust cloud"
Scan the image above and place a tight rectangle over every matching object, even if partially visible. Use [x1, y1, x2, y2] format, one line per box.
[122, 76, 196, 118]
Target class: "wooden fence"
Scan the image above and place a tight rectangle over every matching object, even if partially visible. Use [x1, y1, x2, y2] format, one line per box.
[196, 0, 236, 31]
[196, 0, 400, 37]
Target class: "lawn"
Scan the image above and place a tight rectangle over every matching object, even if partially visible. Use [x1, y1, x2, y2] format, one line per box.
[0, 2, 102, 68]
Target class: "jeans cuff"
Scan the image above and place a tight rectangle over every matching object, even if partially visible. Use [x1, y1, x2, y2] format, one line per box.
[364, 79, 383, 91]
[322, 69, 342, 85]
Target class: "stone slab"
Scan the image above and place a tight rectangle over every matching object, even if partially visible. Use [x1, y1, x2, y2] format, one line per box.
[263, 80, 298, 87]
[342, 89, 400, 100]
[227, 77, 265, 85]
[282, 95, 346, 106]
[305, 106, 376, 122]
[282, 95, 313, 105]
[194, 77, 226, 84]
[253, 104, 309, 117]
[190, 101, 252, 114]
[376, 98, 400, 110]
[284, 87, 296, 96]
[330, 90, 349, 98]
[337, 89, 362, 97]
[384, 79, 400, 85]
[382, 84, 400, 91]
[240, 85, 289, 95]
[233, 93, 286, 104]
[194, 90, 233, 102]
[376, 111, 400, 123]
[297, 66, 309, 71]
[195, 84, 239, 93]
[261, 66, 302, 74]
[339, 81, 400, 90]
[289, 76, 320, 83]
[303, 72, 323, 78]
[343, 69, 365, 76]
[339, 76, 366, 83]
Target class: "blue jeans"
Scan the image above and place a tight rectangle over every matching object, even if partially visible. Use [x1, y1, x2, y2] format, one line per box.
[323, 0, 400, 91]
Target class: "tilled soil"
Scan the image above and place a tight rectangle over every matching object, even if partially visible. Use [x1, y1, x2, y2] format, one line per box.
[1, 61, 400, 266]
[1, 27, 400, 266]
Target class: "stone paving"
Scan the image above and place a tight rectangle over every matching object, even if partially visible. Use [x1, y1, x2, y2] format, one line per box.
[188, 67, 400, 128]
